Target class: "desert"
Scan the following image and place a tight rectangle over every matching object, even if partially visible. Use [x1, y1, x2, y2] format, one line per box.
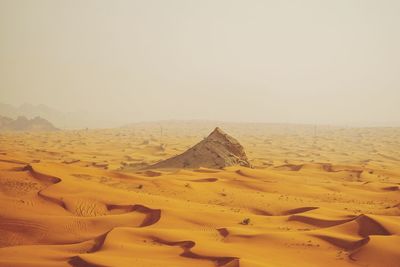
[1, 1, 400, 266]
[0, 122, 399, 267]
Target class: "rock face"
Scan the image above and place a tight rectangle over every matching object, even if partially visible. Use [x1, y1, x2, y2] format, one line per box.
[149, 127, 251, 169]
[0, 115, 58, 131]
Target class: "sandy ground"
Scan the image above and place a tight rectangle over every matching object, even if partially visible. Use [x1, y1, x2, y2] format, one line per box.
[0, 123, 399, 267]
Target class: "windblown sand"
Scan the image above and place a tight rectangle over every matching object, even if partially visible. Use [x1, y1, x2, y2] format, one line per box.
[0, 124, 399, 267]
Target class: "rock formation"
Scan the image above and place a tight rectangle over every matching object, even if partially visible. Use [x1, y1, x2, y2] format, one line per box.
[0, 115, 58, 131]
[148, 127, 251, 169]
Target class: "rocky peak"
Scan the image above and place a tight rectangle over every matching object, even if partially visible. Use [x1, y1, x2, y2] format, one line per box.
[148, 127, 251, 169]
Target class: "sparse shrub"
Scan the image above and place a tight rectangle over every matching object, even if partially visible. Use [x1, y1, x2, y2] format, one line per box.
[240, 218, 251, 225]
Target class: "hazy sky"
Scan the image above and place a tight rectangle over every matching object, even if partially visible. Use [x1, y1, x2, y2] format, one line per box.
[1, 0, 399, 126]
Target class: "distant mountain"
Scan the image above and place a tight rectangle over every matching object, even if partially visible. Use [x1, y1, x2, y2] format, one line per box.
[148, 127, 251, 169]
[0, 115, 58, 131]
[0, 102, 57, 119]
[0, 102, 115, 129]
[0, 102, 66, 126]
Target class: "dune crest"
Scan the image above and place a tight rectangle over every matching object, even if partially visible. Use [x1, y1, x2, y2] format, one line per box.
[0, 125, 399, 267]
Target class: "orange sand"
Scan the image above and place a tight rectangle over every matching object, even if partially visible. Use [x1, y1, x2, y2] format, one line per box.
[0, 124, 399, 267]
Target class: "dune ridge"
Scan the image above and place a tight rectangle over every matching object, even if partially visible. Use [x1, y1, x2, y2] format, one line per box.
[0, 126, 399, 266]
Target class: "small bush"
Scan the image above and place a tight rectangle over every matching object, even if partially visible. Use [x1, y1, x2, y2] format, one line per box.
[240, 218, 251, 225]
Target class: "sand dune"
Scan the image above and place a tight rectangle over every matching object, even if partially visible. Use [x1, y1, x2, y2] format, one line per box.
[0, 124, 399, 266]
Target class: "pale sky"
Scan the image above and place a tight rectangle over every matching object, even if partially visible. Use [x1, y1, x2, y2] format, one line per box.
[1, 0, 399, 126]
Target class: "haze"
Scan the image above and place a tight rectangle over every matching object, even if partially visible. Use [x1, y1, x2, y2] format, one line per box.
[1, 0, 400, 127]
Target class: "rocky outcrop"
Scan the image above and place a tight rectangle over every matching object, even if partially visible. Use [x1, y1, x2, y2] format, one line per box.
[0, 115, 58, 131]
[148, 127, 251, 169]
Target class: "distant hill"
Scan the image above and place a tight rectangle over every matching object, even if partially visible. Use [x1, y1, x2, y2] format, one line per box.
[0, 115, 58, 131]
[0, 102, 115, 129]
[0, 102, 60, 120]
[148, 127, 251, 169]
